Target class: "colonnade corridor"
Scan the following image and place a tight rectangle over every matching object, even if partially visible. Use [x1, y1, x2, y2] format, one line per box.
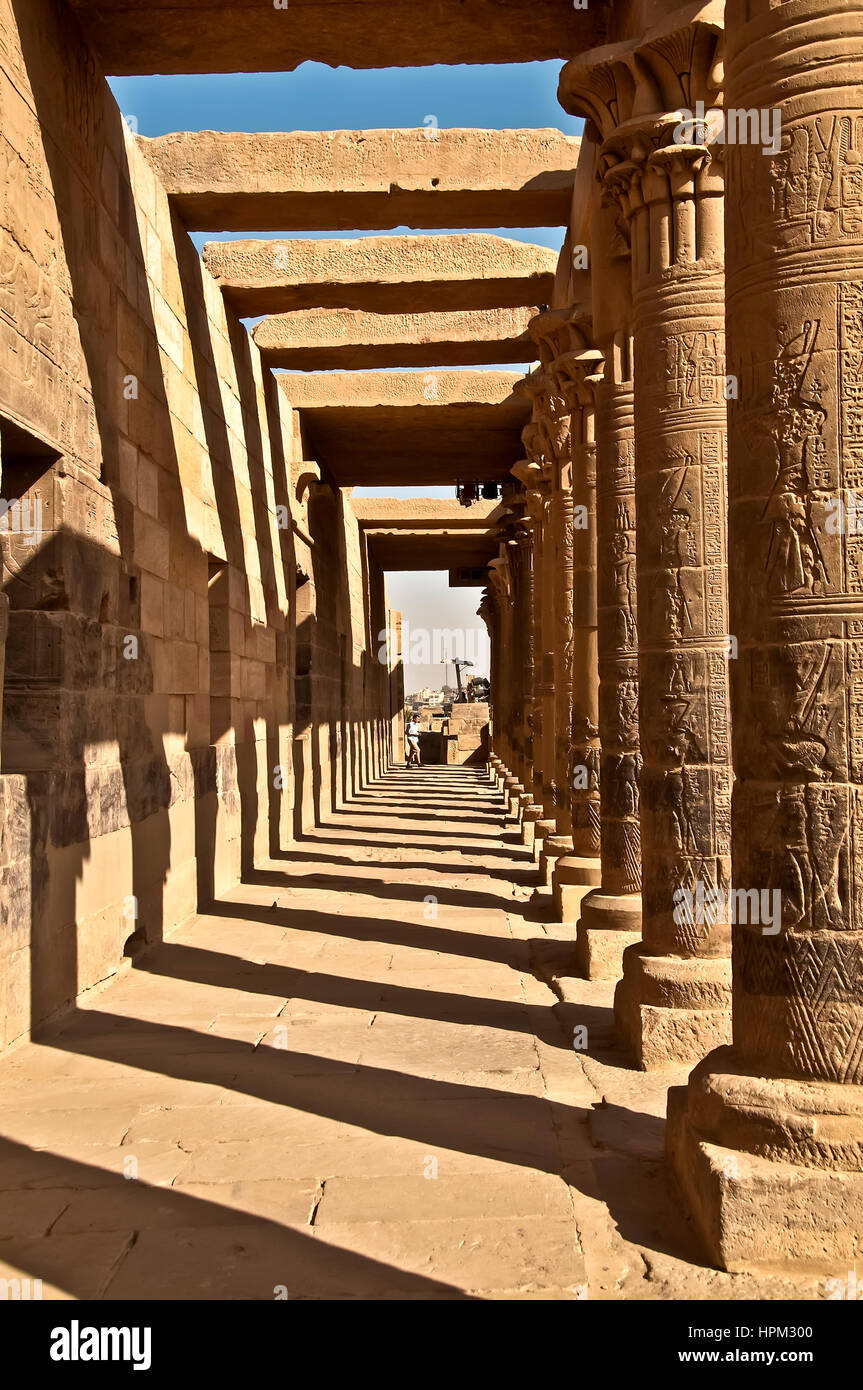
[0, 765, 821, 1300]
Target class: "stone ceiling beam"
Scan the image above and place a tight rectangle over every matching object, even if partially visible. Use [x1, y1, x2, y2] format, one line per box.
[139, 129, 581, 232]
[356, 500, 504, 570]
[366, 531, 497, 571]
[351, 498, 502, 527]
[278, 369, 523, 410]
[253, 307, 538, 370]
[69, 1, 610, 75]
[278, 370, 529, 487]
[203, 234, 557, 316]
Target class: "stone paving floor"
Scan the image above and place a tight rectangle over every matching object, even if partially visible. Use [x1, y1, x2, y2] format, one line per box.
[0, 766, 827, 1299]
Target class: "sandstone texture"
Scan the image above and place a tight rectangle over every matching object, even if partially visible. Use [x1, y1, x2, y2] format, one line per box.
[141, 129, 580, 232]
[2, 0, 861, 1298]
[254, 307, 538, 371]
[69, 1, 611, 74]
[203, 234, 558, 317]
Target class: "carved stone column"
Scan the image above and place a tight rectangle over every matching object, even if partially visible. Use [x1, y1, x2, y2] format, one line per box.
[501, 507, 531, 799]
[523, 359, 575, 883]
[488, 541, 519, 803]
[561, 7, 734, 1067]
[513, 520, 535, 796]
[513, 418, 556, 859]
[668, 0, 863, 1269]
[522, 315, 604, 909]
[578, 191, 644, 978]
[559, 365, 603, 914]
[512, 467, 546, 848]
[478, 588, 501, 775]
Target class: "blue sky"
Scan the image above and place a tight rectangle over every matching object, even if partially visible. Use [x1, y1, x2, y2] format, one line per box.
[109, 61, 579, 254]
[109, 62, 579, 685]
[109, 61, 580, 141]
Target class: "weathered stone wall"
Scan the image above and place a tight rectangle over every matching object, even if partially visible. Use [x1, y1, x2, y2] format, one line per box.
[0, 0, 392, 1050]
[411, 702, 489, 764]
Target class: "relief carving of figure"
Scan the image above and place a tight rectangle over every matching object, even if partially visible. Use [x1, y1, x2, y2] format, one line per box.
[610, 531, 637, 649]
[571, 713, 601, 793]
[616, 672, 639, 747]
[751, 320, 829, 596]
[657, 657, 706, 854]
[612, 749, 642, 818]
[658, 462, 696, 638]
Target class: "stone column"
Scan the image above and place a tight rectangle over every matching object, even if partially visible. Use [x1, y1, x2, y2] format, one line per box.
[488, 542, 520, 806]
[539, 442, 561, 861]
[511, 519, 534, 794]
[503, 514, 530, 797]
[512, 469, 545, 848]
[578, 191, 644, 978]
[561, 7, 734, 1068]
[527, 360, 576, 883]
[478, 588, 499, 774]
[669, 0, 863, 1269]
[552, 427, 575, 845]
[513, 446, 555, 856]
[522, 315, 604, 909]
[555, 361, 603, 920]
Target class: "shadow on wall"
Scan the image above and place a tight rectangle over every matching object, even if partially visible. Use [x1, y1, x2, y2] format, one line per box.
[1, 0, 395, 1050]
[8, 0, 179, 1038]
[3, 0, 281, 1042]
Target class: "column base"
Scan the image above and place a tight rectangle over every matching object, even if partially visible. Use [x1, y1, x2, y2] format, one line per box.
[504, 780, 524, 819]
[520, 804, 542, 850]
[613, 947, 731, 1071]
[532, 816, 556, 864]
[552, 853, 601, 922]
[539, 832, 571, 887]
[668, 1049, 863, 1271]
[575, 890, 642, 980]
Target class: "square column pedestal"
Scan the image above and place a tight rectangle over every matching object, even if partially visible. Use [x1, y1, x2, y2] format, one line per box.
[614, 947, 731, 1071]
[575, 889, 641, 981]
[552, 851, 601, 922]
[520, 801, 542, 851]
[668, 1048, 863, 1270]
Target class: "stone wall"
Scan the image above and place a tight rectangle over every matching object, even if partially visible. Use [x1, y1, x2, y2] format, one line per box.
[0, 0, 393, 1051]
[412, 702, 489, 764]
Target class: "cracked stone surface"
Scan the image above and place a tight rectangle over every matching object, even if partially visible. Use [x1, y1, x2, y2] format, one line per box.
[0, 767, 827, 1299]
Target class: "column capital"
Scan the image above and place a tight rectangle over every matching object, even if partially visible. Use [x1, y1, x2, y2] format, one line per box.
[516, 318, 604, 492]
[559, 6, 724, 150]
[476, 590, 494, 634]
[527, 308, 604, 408]
[510, 459, 547, 523]
[487, 553, 514, 607]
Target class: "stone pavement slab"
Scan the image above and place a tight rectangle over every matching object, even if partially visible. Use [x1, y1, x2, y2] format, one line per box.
[0, 766, 828, 1300]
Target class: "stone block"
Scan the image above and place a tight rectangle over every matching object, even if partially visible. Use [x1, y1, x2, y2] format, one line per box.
[667, 1083, 863, 1272]
[614, 950, 732, 1072]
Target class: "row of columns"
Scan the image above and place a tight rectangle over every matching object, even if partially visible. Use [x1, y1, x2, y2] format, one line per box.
[487, 0, 863, 1271]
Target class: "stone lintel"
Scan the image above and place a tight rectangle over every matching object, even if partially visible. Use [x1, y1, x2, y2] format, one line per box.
[277, 369, 525, 411]
[202, 235, 558, 316]
[352, 498, 503, 527]
[140, 129, 581, 231]
[72, 1, 610, 75]
[367, 529, 497, 571]
[278, 372, 528, 488]
[253, 307, 539, 371]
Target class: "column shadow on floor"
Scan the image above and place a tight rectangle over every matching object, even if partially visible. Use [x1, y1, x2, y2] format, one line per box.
[0, 1137, 471, 1300]
[31, 1010, 711, 1273]
[245, 866, 523, 913]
